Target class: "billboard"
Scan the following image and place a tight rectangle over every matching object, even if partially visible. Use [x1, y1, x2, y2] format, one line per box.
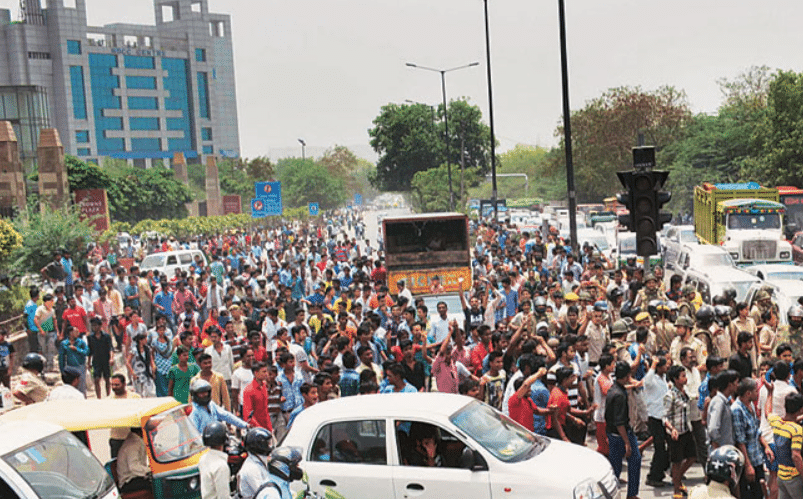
[74, 189, 110, 232]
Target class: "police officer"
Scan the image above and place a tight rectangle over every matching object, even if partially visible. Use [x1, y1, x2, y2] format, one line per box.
[678, 285, 699, 317]
[188, 379, 248, 434]
[778, 304, 803, 354]
[12, 353, 48, 405]
[633, 273, 666, 308]
[237, 427, 274, 499]
[688, 445, 744, 499]
[654, 301, 677, 353]
[253, 447, 305, 499]
[198, 422, 230, 499]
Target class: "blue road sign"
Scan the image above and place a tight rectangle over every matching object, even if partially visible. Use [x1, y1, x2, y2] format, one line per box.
[253, 181, 282, 216]
[355, 193, 363, 206]
[309, 202, 319, 216]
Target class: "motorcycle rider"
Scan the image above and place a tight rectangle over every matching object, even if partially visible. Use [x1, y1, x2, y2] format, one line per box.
[198, 422, 230, 499]
[688, 445, 744, 499]
[237, 427, 274, 499]
[253, 447, 305, 499]
[188, 379, 248, 434]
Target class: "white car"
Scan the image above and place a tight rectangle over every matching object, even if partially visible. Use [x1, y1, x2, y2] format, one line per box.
[745, 279, 803, 326]
[283, 393, 618, 499]
[744, 264, 803, 283]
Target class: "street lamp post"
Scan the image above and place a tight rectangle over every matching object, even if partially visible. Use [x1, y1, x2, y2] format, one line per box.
[298, 138, 306, 161]
[558, 0, 578, 253]
[406, 61, 479, 211]
[404, 99, 437, 124]
[482, 0, 499, 223]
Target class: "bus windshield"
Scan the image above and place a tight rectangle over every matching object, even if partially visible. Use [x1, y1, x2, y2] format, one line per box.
[726, 213, 781, 230]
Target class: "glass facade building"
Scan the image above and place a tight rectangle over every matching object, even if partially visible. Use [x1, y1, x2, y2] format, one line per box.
[0, 0, 240, 167]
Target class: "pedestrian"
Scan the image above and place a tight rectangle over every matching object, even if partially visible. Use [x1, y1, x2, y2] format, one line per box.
[644, 353, 671, 488]
[242, 361, 272, 430]
[34, 293, 57, 371]
[87, 317, 114, 398]
[109, 374, 140, 458]
[0, 328, 15, 389]
[708, 370, 740, 449]
[664, 365, 697, 498]
[47, 367, 85, 400]
[605, 360, 641, 499]
[168, 345, 201, 403]
[127, 332, 156, 397]
[593, 353, 615, 456]
[151, 322, 174, 397]
[199, 422, 231, 499]
[765, 387, 803, 499]
[59, 325, 89, 395]
[732, 377, 774, 499]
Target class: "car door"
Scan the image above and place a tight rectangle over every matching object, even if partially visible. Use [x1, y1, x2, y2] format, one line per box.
[391, 420, 491, 499]
[165, 254, 178, 276]
[305, 419, 395, 499]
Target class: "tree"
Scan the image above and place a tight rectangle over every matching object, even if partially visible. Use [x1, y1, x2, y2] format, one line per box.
[411, 164, 481, 212]
[469, 144, 564, 202]
[105, 166, 193, 223]
[278, 159, 347, 210]
[552, 86, 691, 202]
[369, 99, 492, 191]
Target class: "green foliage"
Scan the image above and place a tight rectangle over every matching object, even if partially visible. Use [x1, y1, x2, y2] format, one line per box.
[278, 159, 346, 210]
[11, 201, 96, 276]
[468, 144, 564, 203]
[552, 86, 691, 202]
[0, 218, 22, 266]
[0, 285, 31, 321]
[105, 166, 192, 223]
[411, 164, 480, 212]
[369, 99, 491, 191]
[64, 155, 112, 189]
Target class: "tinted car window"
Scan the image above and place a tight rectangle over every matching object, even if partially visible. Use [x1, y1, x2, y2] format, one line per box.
[167, 255, 177, 265]
[310, 420, 386, 465]
[395, 421, 469, 469]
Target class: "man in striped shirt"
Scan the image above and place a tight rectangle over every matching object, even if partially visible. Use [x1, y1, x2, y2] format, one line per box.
[664, 365, 697, 498]
[765, 387, 803, 499]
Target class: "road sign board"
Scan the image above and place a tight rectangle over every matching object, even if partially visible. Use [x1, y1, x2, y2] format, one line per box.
[355, 193, 363, 206]
[309, 202, 319, 216]
[253, 181, 282, 216]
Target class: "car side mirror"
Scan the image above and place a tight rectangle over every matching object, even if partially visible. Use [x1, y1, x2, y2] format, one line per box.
[460, 447, 488, 471]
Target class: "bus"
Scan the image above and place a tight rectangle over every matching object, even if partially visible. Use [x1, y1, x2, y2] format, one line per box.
[382, 212, 472, 295]
[777, 186, 803, 238]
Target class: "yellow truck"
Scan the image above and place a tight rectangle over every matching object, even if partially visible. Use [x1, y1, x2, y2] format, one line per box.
[694, 182, 792, 265]
[383, 212, 472, 294]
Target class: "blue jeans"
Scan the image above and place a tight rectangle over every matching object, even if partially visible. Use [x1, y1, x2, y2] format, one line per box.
[607, 430, 641, 498]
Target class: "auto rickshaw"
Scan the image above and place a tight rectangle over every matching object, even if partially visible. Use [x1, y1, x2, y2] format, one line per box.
[0, 397, 207, 499]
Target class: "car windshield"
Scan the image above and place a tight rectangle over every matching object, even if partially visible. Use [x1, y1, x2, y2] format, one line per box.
[727, 213, 781, 230]
[422, 295, 463, 315]
[766, 270, 803, 281]
[140, 254, 166, 269]
[449, 400, 549, 462]
[579, 234, 609, 251]
[3, 430, 115, 499]
[680, 229, 698, 243]
[146, 405, 205, 463]
[698, 253, 734, 267]
[713, 281, 755, 303]
[619, 234, 636, 253]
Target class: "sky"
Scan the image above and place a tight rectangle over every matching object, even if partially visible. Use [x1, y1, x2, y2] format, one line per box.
[6, 0, 803, 163]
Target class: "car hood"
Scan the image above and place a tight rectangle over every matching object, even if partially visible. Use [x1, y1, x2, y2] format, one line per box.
[493, 438, 616, 495]
[727, 229, 784, 241]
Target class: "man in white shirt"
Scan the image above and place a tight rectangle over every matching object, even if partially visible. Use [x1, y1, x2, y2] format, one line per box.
[205, 330, 234, 389]
[47, 367, 85, 401]
[643, 355, 671, 487]
[231, 348, 255, 415]
[261, 308, 285, 353]
[198, 421, 230, 499]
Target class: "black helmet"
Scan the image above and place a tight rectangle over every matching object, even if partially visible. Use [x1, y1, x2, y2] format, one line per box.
[714, 305, 732, 325]
[22, 353, 44, 373]
[190, 379, 212, 406]
[696, 305, 715, 326]
[706, 445, 744, 485]
[268, 446, 304, 482]
[533, 296, 547, 313]
[788, 305, 803, 329]
[244, 427, 274, 456]
[202, 422, 228, 447]
[722, 285, 738, 302]
[607, 287, 623, 302]
[647, 299, 663, 317]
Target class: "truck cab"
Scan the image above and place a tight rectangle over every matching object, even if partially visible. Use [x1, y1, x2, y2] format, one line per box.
[718, 199, 792, 265]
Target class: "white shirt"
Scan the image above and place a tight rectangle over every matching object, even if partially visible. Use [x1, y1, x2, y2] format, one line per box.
[262, 318, 285, 352]
[199, 448, 230, 499]
[231, 366, 254, 406]
[643, 368, 669, 419]
[501, 370, 523, 416]
[205, 344, 234, 380]
[289, 342, 312, 384]
[47, 384, 85, 401]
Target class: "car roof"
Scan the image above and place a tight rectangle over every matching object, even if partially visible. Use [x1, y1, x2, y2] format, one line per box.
[768, 280, 803, 298]
[296, 393, 472, 421]
[701, 266, 761, 283]
[687, 244, 729, 255]
[745, 264, 801, 273]
[0, 421, 64, 453]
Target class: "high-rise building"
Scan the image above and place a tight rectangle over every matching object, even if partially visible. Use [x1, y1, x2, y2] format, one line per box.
[0, 0, 240, 168]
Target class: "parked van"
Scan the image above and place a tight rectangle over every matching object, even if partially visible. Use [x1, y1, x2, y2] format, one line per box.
[0, 420, 119, 499]
[139, 249, 206, 278]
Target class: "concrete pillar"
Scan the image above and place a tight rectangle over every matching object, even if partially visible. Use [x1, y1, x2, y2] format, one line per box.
[205, 155, 221, 217]
[37, 128, 69, 210]
[171, 152, 196, 215]
[0, 121, 27, 214]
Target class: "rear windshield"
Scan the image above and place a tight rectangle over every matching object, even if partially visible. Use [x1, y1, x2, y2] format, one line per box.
[141, 254, 166, 269]
[385, 219, 468, 254]
[145, 405, 205, 463]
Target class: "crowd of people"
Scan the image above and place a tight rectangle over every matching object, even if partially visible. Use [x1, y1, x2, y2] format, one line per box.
[5, 210, 803, 499]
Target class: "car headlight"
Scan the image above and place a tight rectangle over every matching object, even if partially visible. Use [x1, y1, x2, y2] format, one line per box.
[730, 253, 740, 260]
[781, 251, 791, 259]
[188, 477, 199, 490]
[573, 478, 608, 499]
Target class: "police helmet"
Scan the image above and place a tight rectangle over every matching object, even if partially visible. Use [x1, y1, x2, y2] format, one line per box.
[706, 445, 744, 486]
[268, 446, 304, 482]
[22, 353, 44, 373]
[788, 304, 803, 329]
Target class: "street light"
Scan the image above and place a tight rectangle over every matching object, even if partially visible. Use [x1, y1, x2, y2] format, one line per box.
[481, 0, 499, 223]
[298, 138, 306, 161]
[404, 99, 437, 124]
[406, 61, 479, 211]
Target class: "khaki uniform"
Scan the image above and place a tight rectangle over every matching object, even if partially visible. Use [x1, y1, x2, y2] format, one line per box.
[670, 335, 707, 368]
[15, 371, 48, 403]
[778, 324, 803, 356]
[653, 320, 677, 352]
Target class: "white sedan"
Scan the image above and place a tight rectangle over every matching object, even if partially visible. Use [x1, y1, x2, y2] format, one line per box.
[284, 392, 618, 499]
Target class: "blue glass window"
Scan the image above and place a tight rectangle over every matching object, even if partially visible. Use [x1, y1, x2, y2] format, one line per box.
[69, 66, 87, 120]
[162, 58, 194, 152]
[130, 117, 159, 130]
[67, 40, 81, 55]
[128, 96, 158, 110]
[131, 138, 160, 151]
[75, 130, 89, 143]
[124, 55, 155, 69]
[195, 48, 206, 62]
[201, 127, 212, 141]
[202, 145, 213, 154]
[89, 53, 125, 154]
[126, 76, 156, 89]
[196, 72, 210, 119]
[77, 148, 91, 156]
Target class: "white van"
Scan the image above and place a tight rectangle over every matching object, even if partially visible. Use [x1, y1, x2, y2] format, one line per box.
[139, 249, 207, 278]
[0, 421, 119, 498]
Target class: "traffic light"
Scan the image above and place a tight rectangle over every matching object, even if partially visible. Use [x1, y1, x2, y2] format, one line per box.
[616, 171, 635, 231]
[654, 171, 673, 232]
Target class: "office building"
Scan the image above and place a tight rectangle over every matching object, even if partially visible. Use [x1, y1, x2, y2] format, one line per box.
[0, 0, 240, 168]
